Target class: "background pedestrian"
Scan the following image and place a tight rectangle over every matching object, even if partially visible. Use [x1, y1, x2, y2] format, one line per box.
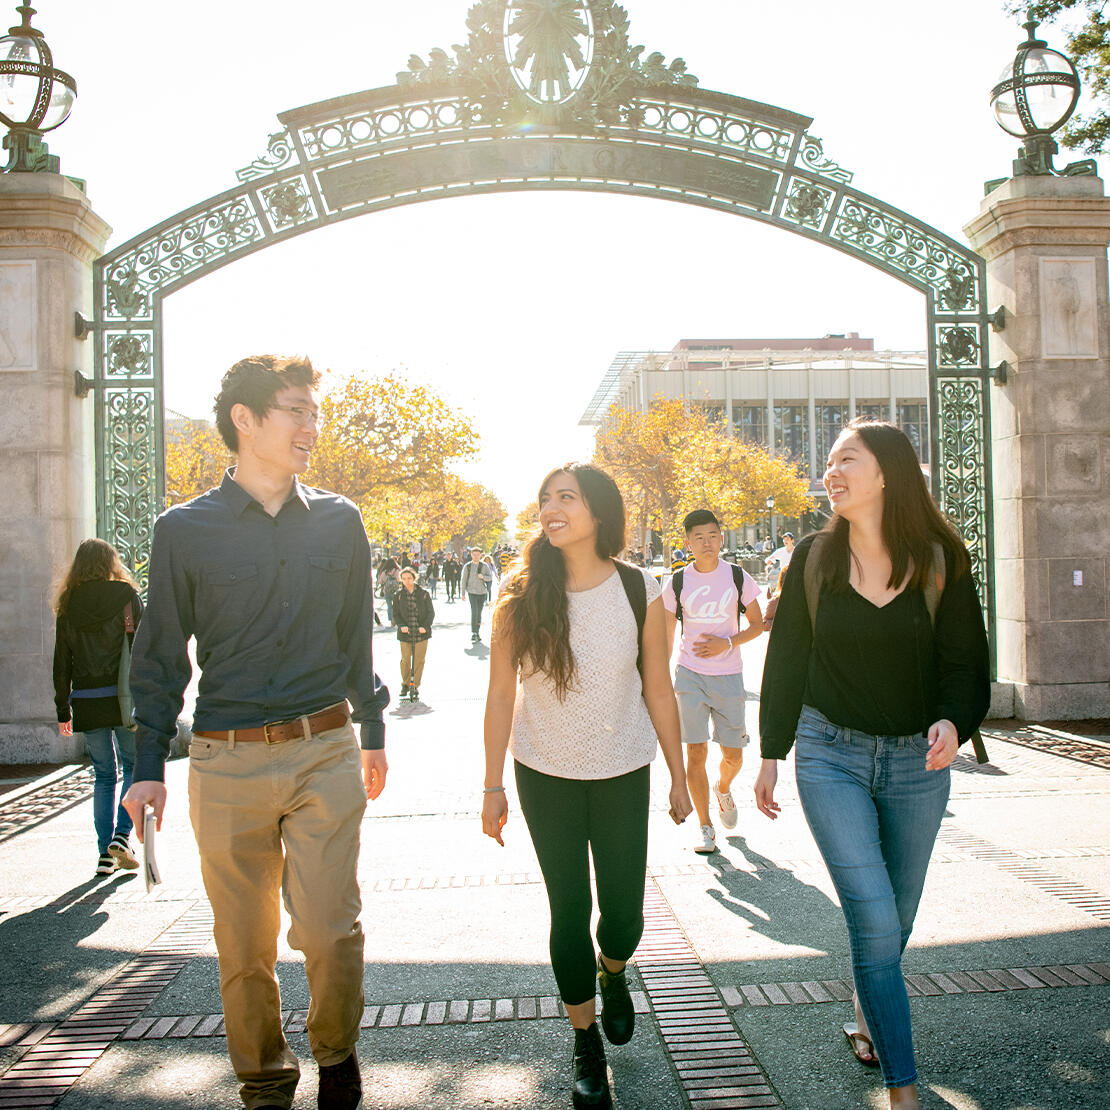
[52, 538, 143, 876]
[395, 567, 434, 701]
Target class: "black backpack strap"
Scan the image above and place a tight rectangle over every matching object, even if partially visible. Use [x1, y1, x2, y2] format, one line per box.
[614, 561, 647, 679]
[672, 567, 684, 626]
[730, 563, 748, 623]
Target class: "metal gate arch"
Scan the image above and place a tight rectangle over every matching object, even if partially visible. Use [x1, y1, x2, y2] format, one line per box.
[91, 0, 994, 639]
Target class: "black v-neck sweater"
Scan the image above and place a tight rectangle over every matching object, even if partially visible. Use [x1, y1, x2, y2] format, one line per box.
[759, 534, 990, 759]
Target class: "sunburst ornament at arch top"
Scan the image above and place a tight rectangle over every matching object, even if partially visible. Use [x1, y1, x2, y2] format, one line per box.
[504, 0, 595, 104]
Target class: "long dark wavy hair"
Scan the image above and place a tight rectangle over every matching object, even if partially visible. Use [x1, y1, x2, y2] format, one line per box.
[496, 462, 626, 700]
[819, 418, 970, 592]
[54, 539, 138, 615]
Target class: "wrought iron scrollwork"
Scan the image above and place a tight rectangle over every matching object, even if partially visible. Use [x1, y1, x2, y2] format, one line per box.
[264, 180, 313, 227]
[940, 263, 975, 312]
[784, 180, 831, 228]
[105, 197, 264, 307]
[938, 325, 980, 367]
[798, 133, 853, 184]
[936, 377, 989, 606]
[107, 334, 148, 376]
[236, 129, 297, 183]
[103, 387, 157, 580]
[832, 198, 983, 312]
[105, 268, 146, 319]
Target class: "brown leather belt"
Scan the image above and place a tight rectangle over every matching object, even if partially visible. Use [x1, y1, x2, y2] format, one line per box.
[194, 704, 350, 744]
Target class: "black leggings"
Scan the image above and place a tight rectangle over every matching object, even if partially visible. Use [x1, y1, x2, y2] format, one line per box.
[514, 760, 650, 1005]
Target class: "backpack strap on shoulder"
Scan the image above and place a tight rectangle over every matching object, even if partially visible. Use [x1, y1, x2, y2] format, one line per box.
[803, 534, 828, 633]
[729, 563, 746, 624]
[672, 567, 685, 626]
[614, 561, 648, 680]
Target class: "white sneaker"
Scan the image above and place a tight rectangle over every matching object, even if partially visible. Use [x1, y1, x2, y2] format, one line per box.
[108, 834, 139, 870]
[713, 781, 738, 830]
[694, 824, 717, 854]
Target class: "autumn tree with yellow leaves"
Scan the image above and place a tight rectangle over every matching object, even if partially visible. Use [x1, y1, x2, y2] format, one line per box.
[594, 397, 813, 547]
[160, 374, 506, 549]
[164, 418, 232, 507]
[308, 374, 479, 502]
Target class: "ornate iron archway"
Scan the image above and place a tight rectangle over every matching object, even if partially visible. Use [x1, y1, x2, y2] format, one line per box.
[91, 0, 995, 640]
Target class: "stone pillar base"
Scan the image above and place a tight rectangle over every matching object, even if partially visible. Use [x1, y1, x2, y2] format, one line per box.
[992, 679, 1110, 721]
[0, 723, 83, 764]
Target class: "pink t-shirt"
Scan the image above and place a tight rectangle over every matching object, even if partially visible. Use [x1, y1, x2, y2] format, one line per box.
[662, 560, 761, 676]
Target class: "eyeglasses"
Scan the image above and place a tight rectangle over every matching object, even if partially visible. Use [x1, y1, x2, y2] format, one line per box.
[271, 404, 324, 428]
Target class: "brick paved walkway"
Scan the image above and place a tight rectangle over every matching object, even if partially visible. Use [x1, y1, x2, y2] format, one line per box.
[0, 614, 1106, 1109]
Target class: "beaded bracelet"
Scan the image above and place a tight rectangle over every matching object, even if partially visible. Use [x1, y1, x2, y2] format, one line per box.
[483, 786, 505, 794]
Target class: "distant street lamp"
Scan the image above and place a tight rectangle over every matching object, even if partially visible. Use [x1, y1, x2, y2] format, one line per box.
[766, 495, 776, 548]
[0, 4, 75, 173]
[989, 8, 1095, 181]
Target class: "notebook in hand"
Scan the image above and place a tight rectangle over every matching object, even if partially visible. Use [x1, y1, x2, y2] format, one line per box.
[143, 809, 163, 893]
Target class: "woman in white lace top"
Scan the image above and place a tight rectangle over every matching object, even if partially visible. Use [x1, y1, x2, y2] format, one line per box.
[482, 462, 692, 1110]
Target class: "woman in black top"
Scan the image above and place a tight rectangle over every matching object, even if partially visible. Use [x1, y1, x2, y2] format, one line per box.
[53, 539, 144, 877]
[395, 567, 434, 701]
[755, 420, 989, 1109]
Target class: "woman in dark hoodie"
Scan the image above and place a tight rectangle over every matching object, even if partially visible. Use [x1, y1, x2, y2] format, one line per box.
[53, 539, 144, 876]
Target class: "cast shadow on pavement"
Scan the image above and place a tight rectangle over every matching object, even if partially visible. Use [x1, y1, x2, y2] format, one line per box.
[0, 875, 126, 1022]
[706, 835, 838, 949]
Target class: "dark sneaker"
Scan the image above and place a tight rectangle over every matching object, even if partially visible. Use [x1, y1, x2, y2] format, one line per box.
[597, 954, 635, 1045]
[108, 834, 139, 870]
[572, 1023, 611, 1109]
[95, 853, 117, 875]
[318, 1051, 361, 1110]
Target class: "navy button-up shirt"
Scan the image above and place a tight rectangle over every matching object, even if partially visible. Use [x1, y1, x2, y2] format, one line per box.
[130, 471, 389, 782]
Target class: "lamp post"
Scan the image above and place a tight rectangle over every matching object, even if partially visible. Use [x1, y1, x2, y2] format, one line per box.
[0, 4, 75, 173]
[766, 495, 776, 549]
[987, 8, 1095, 184]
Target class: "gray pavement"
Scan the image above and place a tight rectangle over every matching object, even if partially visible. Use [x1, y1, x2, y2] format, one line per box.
[0, 591, 1107, 1109]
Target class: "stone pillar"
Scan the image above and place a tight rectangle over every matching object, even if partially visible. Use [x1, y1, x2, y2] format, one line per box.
[965, 176, 1110, 719]
[0, 174, 111, 761]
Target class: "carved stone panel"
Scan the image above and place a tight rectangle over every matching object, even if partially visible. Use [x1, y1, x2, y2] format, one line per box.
[1039, 256, 1099, 360]
[0, 260, 35, 372]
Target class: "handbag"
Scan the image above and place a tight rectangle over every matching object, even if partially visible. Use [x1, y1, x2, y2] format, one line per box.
[118, 599, 137, 730]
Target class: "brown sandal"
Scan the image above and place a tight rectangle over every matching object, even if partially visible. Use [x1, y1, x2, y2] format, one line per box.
[843, 1022, 880, 1067]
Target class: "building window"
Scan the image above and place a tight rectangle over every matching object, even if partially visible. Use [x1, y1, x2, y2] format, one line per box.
[898, 402, 930, 464]
[855, 401, 888, 422]
[701, 402, 727, 426]
[774, 405, 810, 469]
[732, 404, 766, 445]
[815, 404, 848, 467]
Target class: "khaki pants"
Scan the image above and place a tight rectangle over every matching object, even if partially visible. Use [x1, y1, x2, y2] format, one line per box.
[399, 639, 428, 688]
[188, 721, 367, 1109]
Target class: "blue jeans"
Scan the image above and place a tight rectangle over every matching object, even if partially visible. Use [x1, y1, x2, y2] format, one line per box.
[384, 592, 395, 625]
[84, 727, 137, 854]
[793, 705, 949, 1089]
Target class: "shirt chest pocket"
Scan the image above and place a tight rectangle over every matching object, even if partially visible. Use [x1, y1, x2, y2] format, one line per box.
[308, 554, 350, 620]
[198, 562, 262, 630]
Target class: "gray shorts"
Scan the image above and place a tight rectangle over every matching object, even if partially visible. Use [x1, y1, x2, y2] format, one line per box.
[673, 665, 750, 748]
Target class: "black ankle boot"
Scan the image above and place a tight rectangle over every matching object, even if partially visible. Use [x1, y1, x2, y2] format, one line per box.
[596, 954, 635, 1045]
[572, 1022, 611, 1109]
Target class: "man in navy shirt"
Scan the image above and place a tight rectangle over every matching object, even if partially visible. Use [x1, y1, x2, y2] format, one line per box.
[124, 355, 388, 1110]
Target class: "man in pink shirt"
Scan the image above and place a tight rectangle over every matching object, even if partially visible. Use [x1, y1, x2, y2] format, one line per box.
[663, 511, 764, 853]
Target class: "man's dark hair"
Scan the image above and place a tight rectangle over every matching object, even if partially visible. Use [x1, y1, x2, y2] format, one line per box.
[683, 509, 720, 533]
[213, 354, 322, 452]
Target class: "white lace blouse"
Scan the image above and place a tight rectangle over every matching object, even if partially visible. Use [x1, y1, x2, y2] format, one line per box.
[509, 567, 661, 780]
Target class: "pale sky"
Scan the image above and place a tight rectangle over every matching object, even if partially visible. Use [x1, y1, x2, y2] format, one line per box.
[38, 0, 1107, 517]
